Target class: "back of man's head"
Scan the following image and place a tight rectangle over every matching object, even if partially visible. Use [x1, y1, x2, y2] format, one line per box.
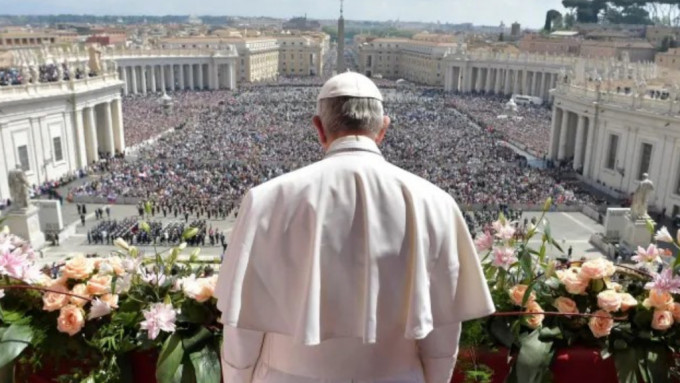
[316, 72, 385, 138]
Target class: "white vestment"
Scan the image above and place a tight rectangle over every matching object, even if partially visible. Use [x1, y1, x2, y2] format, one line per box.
[216, 135, 495, 383]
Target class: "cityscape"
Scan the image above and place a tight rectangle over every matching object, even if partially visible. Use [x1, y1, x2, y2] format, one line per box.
[1, 1, 680, 382]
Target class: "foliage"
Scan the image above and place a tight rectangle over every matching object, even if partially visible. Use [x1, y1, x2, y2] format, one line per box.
[561, 0, 680, 25]
[0, 220, 222, 383]
[467, 198, 680, 382]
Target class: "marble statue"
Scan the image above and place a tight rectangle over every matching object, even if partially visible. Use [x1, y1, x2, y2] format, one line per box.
[631, 173, 655, 220]
[29, 65, 38, 84]
[8, 166, 31, 209]
[88, 45, 102, 74]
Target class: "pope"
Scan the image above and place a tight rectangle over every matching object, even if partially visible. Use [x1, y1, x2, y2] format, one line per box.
[215, 72, 495, 383]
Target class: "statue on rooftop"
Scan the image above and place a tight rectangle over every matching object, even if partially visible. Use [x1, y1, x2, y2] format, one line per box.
[8, 166, 31, 210]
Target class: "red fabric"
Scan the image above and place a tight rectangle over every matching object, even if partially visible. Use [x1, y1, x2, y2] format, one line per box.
[130, 350, 159, 383]
[452, 347, 618, 383]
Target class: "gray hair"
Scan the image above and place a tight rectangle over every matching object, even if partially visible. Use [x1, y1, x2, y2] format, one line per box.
[317, 97, 384, 137]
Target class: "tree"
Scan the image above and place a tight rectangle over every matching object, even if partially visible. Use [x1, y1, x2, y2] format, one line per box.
[544, 10, 563, 30]
[562, 0, 608, 23]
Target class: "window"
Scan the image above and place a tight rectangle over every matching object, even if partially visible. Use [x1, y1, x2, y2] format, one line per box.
[606, 134, 619, 170]
[638, 143, 653, 180]
[17, 145, 30, 171]
[53, 137, 63, 162]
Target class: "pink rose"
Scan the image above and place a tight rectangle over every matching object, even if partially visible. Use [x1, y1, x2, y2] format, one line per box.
[183, 276, 217, 303]
[579, 258, 615, 280]
[672, 303, 680, 322]
[588, 310, 614, 338]
[651, 310, 674, 331]
[62, 256, 94, 280]
[597, 290, 622, 312]
[557, 268, 589, 295]
[70, 283, 91, 307]
[619, 293, 638, 312]
[57, 304, 85, 336]
[86, 275, 112, 296]
[553, 297, 579, 316]
[525, 301, 544, 329]
[42, 284, 70, 312]
[508, 284, 535, 307]
[645, 289, 674, 311]
[100, 294, 119, 309]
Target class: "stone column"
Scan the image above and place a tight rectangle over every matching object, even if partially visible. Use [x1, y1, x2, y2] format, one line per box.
[73, 108, 88, 168]
[230, 63, 236, 90]
[503, 69, 511, 94]
[530, 71, 537, 96]
[140, 66, 147, 95]
[103, 102, 115, 157]
[573, 115, 586, 170]
[549, 107, 560, 160]
[197, 63, 204, 90]
[84, 107, 99, 164]
[170, 64, 176, 91]
[150, 65, 157, 93]
[130, 66, 138, 94]
[494, 68, 502, 93]
[160, 65, 166, 93]
[583, 118, 596, 178]
[557, 110, 569, 160]
[188, 64, 195, 90]
[512, 69, 519, 95]
[120, 66, 128, 96]
[179, 64, 185, 90]
[210, 63, 218, 90]
[111, 98, 125, 153]
[540, 72, 546, 99]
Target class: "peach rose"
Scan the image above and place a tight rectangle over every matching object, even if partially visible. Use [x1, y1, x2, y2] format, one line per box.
[42, 284, 70, 312]
[86, 275, 112, 296]
[525, 301, 544, 329]
[597, 290, 622, 312]
[557, 268, 589, 295]
[619, 293, 638, 312]
[100, 293, 119, 309]
[652, 310, 674, 331]
[588, 310, 614, 338]
[579, 258, 615, 280]
[70, 283, 91, 307]
[671, 302, 680, 322]
[184, 277, 217, 303]
[57, 304, 85, 336]
[645, 289, 674, 311]
[62, 256, 94, 280]
[553, 297, 579, 316]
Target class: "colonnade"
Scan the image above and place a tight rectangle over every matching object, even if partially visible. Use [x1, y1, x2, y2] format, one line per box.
[118, 61, 236, 95]
[549, 106, 594, 175]
[445, 64, 559, 101]
[72, 98, 125, 167]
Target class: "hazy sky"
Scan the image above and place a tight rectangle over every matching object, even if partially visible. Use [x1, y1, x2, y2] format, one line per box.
[1, 0, 568, 28]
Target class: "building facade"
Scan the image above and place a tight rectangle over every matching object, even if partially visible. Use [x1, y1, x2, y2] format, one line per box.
[357, 38, 456, 86]
[550, 80, 680, 217]
[0, 56, 124, 201]
[277, 36, 325, 76]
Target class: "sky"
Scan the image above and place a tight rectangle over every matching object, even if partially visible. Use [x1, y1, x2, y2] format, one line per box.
[0, 0, 568, 28]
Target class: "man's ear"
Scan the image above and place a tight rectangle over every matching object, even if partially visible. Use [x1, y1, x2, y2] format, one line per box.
[313, 115, 330, 149]
[375, 115, 390, 145]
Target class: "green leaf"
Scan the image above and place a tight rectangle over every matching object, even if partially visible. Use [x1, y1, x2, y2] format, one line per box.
[645, 345, 670, 383]
[0, 324, 33, 370]
[506, 330, 554, 383]
[614, 348, 639, 383]
[646, 218, 656, 235]
[156, 333, 185, 383]
[182, 227, 199, 240]
[538, 327, 563, 341]
[189, 345, 221, 383]
[80, 376, 95, 383]
[488, 316, 514, 349]
[181, 327, 213, 354]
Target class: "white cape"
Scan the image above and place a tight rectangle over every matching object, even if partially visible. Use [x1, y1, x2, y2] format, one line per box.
[216, 136, 494, 346]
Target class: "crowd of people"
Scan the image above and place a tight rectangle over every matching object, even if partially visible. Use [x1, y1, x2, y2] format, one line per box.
[69, 83, 606, 223]
[451, 93, 552, 158]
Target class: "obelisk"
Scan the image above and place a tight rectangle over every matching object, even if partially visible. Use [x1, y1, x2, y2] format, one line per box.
[337, 0, 346, 73]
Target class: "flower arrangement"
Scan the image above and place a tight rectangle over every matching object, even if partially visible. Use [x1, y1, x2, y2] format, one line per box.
[463, 199, 680, 383]
[0, 218, 222, 383]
